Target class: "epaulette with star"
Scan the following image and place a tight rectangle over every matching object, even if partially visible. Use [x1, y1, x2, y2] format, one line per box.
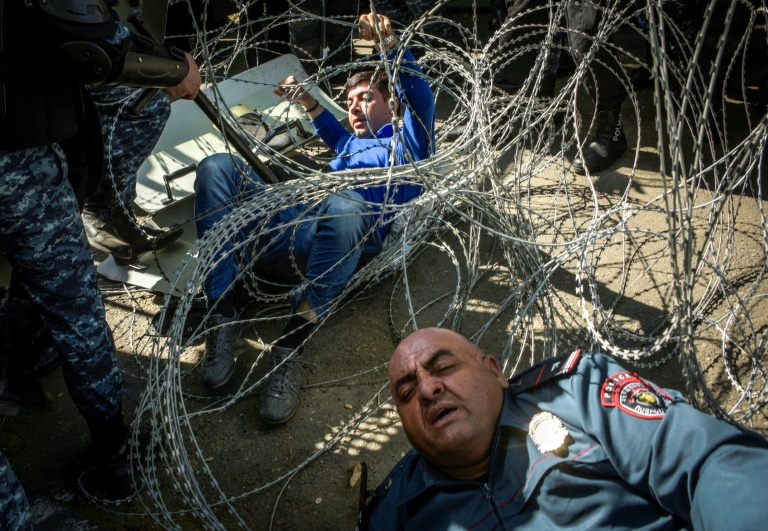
[508, 350, 582, 396]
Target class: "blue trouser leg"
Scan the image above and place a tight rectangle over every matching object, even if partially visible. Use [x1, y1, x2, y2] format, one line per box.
[194, 153, 269, 299]
[0, 452, 32, 531]
[195, 155, 383, 316]
[496, 0, 561, 84]
[294, 190, 382, 316]
[87, 86, 171, 206]
[565, 0, 626, 110]
[0, 145, 123, 423]
[252, 190, 382, 316]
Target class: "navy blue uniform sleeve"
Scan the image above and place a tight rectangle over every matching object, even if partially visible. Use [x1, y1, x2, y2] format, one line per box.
[571, 354, 768, 530]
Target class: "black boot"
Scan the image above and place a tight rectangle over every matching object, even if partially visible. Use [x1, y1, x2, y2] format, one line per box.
[492, 74, 522, 94]
[493, 73, 556, 98]
[81, 207, 133, 263]
[572, 109, 627, 175]
[110, 205, 184, 266]
[0, 376, 53, 416]
[83, 414, 137, 499]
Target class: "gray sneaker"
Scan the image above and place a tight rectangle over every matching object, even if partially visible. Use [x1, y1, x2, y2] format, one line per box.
[259, 346, 304, 424]
[201, 314, 241, 389]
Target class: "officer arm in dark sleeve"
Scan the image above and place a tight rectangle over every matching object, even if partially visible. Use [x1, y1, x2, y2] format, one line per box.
[571, 354, 768, 530]
[39, 0, 189, 89]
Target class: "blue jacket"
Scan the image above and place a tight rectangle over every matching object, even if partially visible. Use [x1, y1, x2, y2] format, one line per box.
[310, 48, 435, 238]
[363, 352, 768, 530]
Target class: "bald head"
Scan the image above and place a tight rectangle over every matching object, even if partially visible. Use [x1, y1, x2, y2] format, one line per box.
[389, 328, 509, 480]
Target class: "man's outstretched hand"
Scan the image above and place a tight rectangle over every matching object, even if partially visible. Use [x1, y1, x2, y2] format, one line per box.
[358, 12, 398, 50]
[274, 75, 313, 106]
[274, 75, 324, 118]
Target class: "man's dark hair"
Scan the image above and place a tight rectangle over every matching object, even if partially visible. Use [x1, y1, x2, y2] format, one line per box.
[345, 70, 392, 102]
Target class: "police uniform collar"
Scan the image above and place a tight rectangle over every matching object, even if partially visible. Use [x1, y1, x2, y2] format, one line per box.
[393, 455, 441, 507]
[394, 451, 487, 507]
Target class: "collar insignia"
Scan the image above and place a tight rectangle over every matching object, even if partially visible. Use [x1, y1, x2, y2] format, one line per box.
[529, 412, 569, 453]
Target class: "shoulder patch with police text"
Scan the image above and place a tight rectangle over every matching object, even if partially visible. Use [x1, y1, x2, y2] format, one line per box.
[509, 350, 582, 396]
[601, 372, 673, 419]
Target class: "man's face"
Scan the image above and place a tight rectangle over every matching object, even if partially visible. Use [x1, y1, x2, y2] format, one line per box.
[346, 81, 393, 139]
[389, 328, 509, 479]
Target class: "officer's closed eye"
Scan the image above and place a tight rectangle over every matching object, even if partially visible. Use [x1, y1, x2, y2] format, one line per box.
[432, 362, 456, 375]
[398, 384, 416, 402]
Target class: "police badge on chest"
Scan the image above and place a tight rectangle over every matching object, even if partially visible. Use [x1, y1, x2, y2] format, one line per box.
[528, 412, 573, 456]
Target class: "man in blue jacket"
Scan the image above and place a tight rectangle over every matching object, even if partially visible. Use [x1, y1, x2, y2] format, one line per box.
[193, 11, 435, 425]
[361, 327, 768, 529]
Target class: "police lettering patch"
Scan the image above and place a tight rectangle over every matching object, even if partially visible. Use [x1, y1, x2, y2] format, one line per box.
[601, 372, 672, 418]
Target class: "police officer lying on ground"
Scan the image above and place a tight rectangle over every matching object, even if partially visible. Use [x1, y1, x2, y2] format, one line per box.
[361, 327, 768, 529]
[0, 0, 199, 525]
[193, 11, 435, 425]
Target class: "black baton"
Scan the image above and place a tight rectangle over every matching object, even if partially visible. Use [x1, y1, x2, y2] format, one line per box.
[125, 10, 279, 184]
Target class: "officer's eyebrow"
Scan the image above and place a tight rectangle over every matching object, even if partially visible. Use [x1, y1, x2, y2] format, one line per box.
[393, 349, 455, 393]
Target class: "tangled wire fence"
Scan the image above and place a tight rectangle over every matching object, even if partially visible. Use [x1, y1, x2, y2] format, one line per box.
[95, 0, 768, 527]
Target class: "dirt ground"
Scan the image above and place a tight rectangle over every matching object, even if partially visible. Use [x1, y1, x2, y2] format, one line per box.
[3, 5, 768, 530]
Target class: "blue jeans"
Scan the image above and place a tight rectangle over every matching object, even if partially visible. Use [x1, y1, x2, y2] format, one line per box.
[194, 154, 383, 316]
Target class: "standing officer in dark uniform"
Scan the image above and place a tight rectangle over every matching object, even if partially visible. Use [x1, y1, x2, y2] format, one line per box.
[82, 0, 199, 266]
[493, 0, 561, 99]
[360, 328, 768, 529]
[563, 0, 630, 174]
[492, 0, 707, 175]
[490, 0, 627, 174]
[0, 0, 198, 525]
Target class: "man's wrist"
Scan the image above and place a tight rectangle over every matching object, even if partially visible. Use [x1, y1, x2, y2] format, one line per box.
[305, 99, 320, 113]
[378, 33, 399, 51]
